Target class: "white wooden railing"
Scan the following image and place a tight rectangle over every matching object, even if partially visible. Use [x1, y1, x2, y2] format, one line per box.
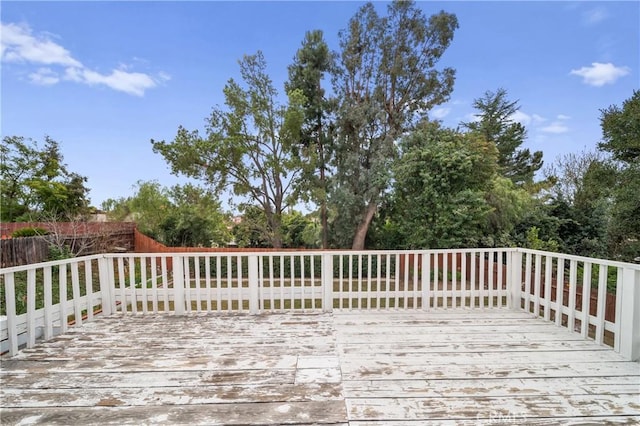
[2, 249, 639, 360]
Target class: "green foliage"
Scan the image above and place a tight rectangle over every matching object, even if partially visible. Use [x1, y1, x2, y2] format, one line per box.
[102, 180, 169, 240]
[286, 30, 335, 248]
[282, 211, 321, 248]
[232, 208, 321, 249]
[330, 0, 458, 249]
[0, 136, 90, 221]
[524, 226, 559, 252]
[481, 176, 531, 247]
[540, 150, 615, 259]
[462, 88, 543, 187]
[102, 181, 231, 247]
[11, 227, 48, 238]
[606, 166, 640, 261]
[232, 205, 271, 248]
[598, 90, 640, 262]
[392, 123, 497, 248]
[152, 52, 305, 248]
[48, 244, 73, 261]
[366, 215, 404, 250]
[599, 90, 640, 163]
[161, 184, 232, 247]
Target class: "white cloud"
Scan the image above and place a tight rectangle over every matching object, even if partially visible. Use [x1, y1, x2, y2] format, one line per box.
[532, 114, 546, 124]
[430, 107, 451, 119]
[64, 66, 168, 97]
[582, 7, 608, 25]
[1, 21, 168, 96]
[1, 22, 81, 67]
[557, 114, 571, 120]
[463, 113, 481, 124]
[28, 67, 59, 85]
[541, 122, 569, 134]
[570, 62, 630, 87]
[508, 110, 531, 126]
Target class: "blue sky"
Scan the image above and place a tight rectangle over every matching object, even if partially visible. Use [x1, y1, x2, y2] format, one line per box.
[1, 1, 638, 210]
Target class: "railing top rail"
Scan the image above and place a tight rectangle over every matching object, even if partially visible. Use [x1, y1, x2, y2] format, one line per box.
[103, 247, 516, 258]
[515, 248, 640, 270]
[0, 253, 105, 274]
[2, 247, 638, 274]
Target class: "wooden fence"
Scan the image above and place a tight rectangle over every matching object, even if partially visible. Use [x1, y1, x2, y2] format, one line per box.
[0, 222, 136, 238]
[0, 237, 49, 268]
[0, 222, 136, 267]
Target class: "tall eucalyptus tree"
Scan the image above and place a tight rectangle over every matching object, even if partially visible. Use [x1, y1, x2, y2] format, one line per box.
[331, 0, 458, 249]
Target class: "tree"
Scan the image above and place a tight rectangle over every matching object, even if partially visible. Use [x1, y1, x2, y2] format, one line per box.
[544, 149, 610, 207]
[330, 0, 458, 249]
[598, 90, 640, 261]
[159, 184, 232, 247]
[281, 210, 315, 248]
[38, 210, 114, 257]
[286, 30, 335, 249]
[392, 123, 497, 249]
[231, 205, 271, 248]
[151, 52, 305, 248]
[482, 176, 532, 247]
[0, 136, 90, 221]
[103, 180, 171, 240]
[463, 89, 543, 187]
[103, 181, 231, 247]
[599, 90, 640, 163]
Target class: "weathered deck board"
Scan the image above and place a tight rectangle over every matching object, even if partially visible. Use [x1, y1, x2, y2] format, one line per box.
[0, 401, 349, 425]
[348, 418, 640, 425]
[335, 310, 640, 424]
[2, 309, 639, 425]
[0, 382, 344, 407]
[1, 313, 347, 425]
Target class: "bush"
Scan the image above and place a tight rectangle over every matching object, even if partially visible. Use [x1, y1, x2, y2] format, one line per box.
[11, 227, 49, 238]
[48, 244, 73, 261]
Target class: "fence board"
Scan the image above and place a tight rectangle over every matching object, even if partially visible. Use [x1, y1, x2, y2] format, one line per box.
[0, 238, 49, 268]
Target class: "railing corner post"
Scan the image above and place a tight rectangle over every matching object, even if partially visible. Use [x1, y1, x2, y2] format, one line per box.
[172, 256, 185, 315]
[248, 255, 260, 314]
[509, 250, 523, 310]
[322, 253, 334, 313]
[618, 268, 640, 361]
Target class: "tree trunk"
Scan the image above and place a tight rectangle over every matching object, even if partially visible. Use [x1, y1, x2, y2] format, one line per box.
[321, 202, 328, 249]
[351, 202, 377, 250]
[265, 209, 283, 249]
[318, 115, 329, 250]
[272, 236, 283, 249]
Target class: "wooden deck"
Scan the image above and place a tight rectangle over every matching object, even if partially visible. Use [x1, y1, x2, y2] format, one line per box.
[1, 309, 639, 425]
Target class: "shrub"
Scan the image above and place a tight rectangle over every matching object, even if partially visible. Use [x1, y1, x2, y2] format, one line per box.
[48, 244, 74, 260]
[11, 227, 49, 238]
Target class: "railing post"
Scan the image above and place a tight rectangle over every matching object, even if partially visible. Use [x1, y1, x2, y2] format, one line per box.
[508, 250, 523, 310]
[26, 269, 36, 348]
[322, 253, 334, 313]
[4, 273, 19, 356]
[98, 257, 113, 315]
[421, 252, 429, 311]
[173, 256, 185, 315]
[248, 255, 259, 314]
[618, 268, 640, 361]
